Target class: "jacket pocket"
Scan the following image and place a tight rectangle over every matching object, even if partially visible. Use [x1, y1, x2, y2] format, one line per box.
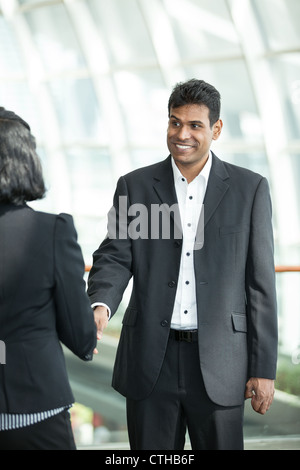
[232, 312, 247, 333]
[122, 307, 138, 326]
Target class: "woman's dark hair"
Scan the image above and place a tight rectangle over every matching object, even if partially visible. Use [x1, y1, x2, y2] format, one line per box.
[0, 107, 46, 205]
[168, 79, 221, 127]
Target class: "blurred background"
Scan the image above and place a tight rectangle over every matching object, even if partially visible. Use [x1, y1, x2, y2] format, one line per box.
[0, 0, 299, 449]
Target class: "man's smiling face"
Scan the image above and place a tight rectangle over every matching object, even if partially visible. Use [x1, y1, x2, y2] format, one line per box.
[167, 103, 222, 172]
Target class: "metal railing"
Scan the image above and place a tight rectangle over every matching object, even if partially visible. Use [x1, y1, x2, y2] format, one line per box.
[86, 266, 300, 273]
[275, 266, 300, 273]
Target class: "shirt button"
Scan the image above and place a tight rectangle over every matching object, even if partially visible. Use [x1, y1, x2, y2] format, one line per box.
[189, 196, 193, 200]
[187, 223, 191, 227]
[185, 281, 190, 285]
[184, 310, 188, 314]
[186, 252, 191, 256]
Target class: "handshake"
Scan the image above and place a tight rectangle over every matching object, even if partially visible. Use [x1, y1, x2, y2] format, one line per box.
[93, 305, 110, 354]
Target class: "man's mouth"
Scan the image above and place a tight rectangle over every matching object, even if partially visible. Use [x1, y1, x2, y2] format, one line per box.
[174, 143, 195, 150]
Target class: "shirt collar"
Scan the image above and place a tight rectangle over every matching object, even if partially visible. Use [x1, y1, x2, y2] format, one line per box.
[171, 151, 212, 187]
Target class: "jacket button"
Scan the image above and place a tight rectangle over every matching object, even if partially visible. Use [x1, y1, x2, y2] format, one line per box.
[161, 320, 169, 327]
[168, 280, 176, 288]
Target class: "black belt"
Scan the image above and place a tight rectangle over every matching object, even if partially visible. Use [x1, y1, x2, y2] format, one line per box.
[169, 329, 198, 343]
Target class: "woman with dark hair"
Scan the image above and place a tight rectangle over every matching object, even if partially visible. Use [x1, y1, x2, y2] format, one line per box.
[0, 107, 97, 450]
[0, 107, 46, 205]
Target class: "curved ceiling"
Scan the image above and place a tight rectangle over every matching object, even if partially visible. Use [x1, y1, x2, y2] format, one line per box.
[0, 0, 299, 269]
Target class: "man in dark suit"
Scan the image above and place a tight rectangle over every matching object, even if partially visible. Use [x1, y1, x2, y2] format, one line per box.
[88, 79, 278, 450]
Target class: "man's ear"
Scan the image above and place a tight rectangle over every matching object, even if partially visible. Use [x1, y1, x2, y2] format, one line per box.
[212, 119, 223, 140]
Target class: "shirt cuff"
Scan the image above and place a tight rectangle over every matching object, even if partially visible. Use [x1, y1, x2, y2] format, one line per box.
[91, 302, 111, 320]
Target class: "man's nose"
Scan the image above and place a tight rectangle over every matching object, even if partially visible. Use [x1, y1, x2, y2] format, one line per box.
[176, 125, 191, 140]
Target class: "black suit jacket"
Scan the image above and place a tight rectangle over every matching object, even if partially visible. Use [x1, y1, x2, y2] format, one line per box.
[88, 153, 278, 406]
[0, 203, 96, 414]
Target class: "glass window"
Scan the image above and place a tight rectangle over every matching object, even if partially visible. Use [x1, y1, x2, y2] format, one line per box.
[24, 4, 86, 73]
[253, 0, 300, 51]
[18, 0, 54, 4]
[219, 151, 270, 178]
[0, 81, 42, 138]
[66, 147, 114, 217]
[88, 0, 157, 67]
[73, 214, 109, 263]
[164, 0, 242, 61]
[269, 54, 300, 140]
[113, 69, 168, 146]
[48, 77, 106, 144]
[290, 154, 300, 225]
[131, 148, 167, 168]
[61, 146, 113, 259]
[0, 17, 25, 75]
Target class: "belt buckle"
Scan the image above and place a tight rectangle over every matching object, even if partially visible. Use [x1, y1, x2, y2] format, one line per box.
[178, 330, 192, 342]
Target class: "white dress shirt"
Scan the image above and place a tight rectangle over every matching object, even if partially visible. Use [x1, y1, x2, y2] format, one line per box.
[170, 152, 212, 330]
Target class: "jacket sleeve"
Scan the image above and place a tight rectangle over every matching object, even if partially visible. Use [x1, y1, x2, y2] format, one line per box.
[53, 213, 97, 360]
[246, 177, 278, 379]
[87, 176, 133, 316]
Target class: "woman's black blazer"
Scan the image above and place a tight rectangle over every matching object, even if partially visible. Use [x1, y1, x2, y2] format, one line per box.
[0, 203, 96, 413]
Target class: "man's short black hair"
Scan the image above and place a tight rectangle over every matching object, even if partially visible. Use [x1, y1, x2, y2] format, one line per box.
[168, 79, 221, 127]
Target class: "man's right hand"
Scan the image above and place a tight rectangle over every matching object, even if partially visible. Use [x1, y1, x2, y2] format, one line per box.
[94, 305, 109, 341]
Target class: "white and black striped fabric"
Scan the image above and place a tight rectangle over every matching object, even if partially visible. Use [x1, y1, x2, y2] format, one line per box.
[0, 406, 71, 431]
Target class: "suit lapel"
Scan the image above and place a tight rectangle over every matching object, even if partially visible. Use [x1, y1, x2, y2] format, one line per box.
[152, 156, 178, 207]
[203, 153, 230, 227]
[152, 156, 182, 237]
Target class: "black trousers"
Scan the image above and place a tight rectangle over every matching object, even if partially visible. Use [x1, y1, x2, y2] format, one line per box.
[0, 409, 76, 450]
[127, 333, 244, 450]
